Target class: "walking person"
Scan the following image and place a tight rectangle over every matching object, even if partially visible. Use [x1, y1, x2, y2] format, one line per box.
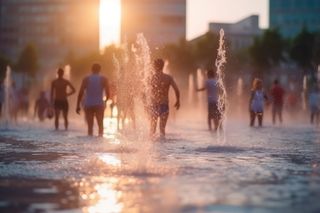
[197, 69, 221, 131]
[308, 87, 320, 126]
[76, 63, 110, 136]
[249, 78, 268, 127]
[149, 58, 180, 138]
[270, 80, 285, 124]
[34, 91, 50, 122]
[50, 68, 76, 130]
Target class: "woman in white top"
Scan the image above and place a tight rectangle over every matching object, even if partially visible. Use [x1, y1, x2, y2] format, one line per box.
[249, 78, 268, 127]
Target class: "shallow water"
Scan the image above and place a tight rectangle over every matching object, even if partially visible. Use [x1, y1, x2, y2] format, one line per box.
[0, 118, 320, 213]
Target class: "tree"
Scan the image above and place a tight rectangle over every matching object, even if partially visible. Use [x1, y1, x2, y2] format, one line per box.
[159, 39, 196, 76]
[16, 44, 39, 77]
[290, 28, 315, 70]
[312, 32, 320, 68]
[249, 29, 285, 75]
[192, 32, 219, 68]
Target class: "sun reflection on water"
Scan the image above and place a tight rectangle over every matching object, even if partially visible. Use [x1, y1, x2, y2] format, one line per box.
[99, 153, 121, 167]
[82, 178, 123, 213]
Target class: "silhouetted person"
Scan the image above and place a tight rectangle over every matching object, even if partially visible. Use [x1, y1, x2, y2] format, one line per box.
[309, 87, 320, 126]
[249, 78, 268, 127]
[270, 80, 285, 124]
[76, 63, 110, 136]
[34, 91, 50, 122]
[149, 58, 180, 138]
[51, 68, 75, 130]
[197, 69, 221, 131]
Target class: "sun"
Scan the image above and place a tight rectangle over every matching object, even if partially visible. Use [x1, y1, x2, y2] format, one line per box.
[100, 0, 121, 50]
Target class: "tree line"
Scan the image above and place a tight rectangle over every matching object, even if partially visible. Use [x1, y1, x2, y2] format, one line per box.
[1, 28, 319, 82]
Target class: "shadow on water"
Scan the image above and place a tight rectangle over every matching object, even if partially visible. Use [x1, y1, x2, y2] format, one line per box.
[0, 178, 82, 213]
[196, 146, 247, 153]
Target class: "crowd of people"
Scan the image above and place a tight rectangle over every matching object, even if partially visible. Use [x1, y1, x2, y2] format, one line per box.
[0, 59, 319, 137]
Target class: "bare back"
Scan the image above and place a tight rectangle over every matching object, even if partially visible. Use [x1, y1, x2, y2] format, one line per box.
[151, 73, 175, 105]
[52, 78, 72, 101]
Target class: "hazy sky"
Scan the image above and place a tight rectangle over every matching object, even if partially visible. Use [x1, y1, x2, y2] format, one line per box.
[187, 0, 269, 39]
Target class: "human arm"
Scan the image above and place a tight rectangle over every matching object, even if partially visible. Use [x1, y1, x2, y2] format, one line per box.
[171, 77, 180, 110]
[196, 87, 206, 92]
[76, 78, 86, 114]
[67, 81, 76, 96]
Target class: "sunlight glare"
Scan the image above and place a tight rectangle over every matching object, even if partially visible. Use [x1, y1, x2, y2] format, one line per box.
[100, 0, 121, 50]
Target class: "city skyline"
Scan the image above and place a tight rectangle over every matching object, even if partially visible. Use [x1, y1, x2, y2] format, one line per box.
[100, 0, 268, 48]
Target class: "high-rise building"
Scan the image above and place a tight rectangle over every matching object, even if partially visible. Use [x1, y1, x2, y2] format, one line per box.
[270, 0, 320, 37]
[121, 0, 186, 47]
[209, 15, 262, 51]
[0, 0, 99, 68]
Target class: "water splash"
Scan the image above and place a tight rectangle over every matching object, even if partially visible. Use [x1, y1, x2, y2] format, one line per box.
[302, 75, 307, 111]
[215, 29, 227, 142]
[188, 73, 195, 104]
[3, 66, 12, 127]
[134, 33, 153, 99]
[196, 69, 205, 113]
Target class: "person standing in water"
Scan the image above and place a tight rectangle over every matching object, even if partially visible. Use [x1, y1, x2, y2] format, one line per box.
[308, 87, 320, 126]
[197, 69, 221, 131]
[270, 79, 285, 124]
[149, 58, 180, 138]
[76, 63, 110, 136]
[34, 91, 50, 122]
[249, 78, 268, 127]
[51, 68, 76, 130]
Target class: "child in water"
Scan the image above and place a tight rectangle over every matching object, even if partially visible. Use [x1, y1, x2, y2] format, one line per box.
[249, 78, 268, 127]
[197, 69, 221, 131]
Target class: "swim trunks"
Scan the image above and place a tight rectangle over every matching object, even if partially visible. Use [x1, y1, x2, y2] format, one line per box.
[54, 99, 69, 112]
[150, 104, 169, 117]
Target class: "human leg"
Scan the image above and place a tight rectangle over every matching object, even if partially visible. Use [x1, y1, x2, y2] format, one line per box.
[207, 114, 212, 130]
[85, 107, 94, 136]
[250, 111, 256, 126]
[96, 106, 105, 136]
[62, 101, 69, 130]
[160, 112, 169, 137]
[54, 109, 60, 130]
[272, 105, 276, 124]
[258, 112, 263, 127]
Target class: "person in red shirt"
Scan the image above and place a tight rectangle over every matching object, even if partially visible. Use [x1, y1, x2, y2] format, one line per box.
[270, 80, 285, 124]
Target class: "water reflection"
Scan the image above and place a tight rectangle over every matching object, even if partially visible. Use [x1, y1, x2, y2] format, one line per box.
[99, 153, 121, 167]
[82, 178, 123, 213]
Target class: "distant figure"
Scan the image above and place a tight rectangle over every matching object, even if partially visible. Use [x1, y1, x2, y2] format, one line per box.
[270, 80, 285, 124]
[308, 87, 320, 125]
[249, 78, 268, 127]
[197, 69, 221, 131]
[0, 81, 3, 117]
[76, 63, 110, 136]
[149, 58, 180, 138]
[34, 91, 50, 122]
[50, 68, 76, 130]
